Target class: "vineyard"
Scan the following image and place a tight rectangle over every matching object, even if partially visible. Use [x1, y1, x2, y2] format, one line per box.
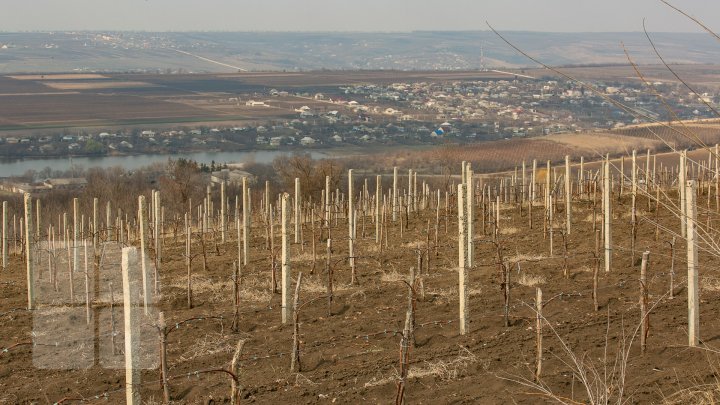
[2, 149, 720, 404]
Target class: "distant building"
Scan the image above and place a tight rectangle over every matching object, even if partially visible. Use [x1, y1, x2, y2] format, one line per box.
[300, 136, 316, 146]
[210, 169, 255, 185]
[44, 178, 87, 190]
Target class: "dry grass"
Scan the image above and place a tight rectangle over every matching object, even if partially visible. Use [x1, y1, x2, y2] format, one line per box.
[506, 253, 548, 263]
[500, 226, 519, 235]
[518, 273, 546, 287]
[409, 347, 478, 381]
[167, 275, 272, 303]
[664, 385, 720, 405]
[301, 276, 357, 294]
[701, 277, 720, 292]
[380, 271, 407, 283]
[177, 333, 235, 362]
[364, 346, 477, 387]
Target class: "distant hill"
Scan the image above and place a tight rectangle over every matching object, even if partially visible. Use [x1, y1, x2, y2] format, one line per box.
[0, 31, 718, 74]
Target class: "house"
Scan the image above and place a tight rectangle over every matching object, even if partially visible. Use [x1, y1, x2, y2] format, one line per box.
[270, 136, 284, 146]
[44, 178, 87, 190]
[211, 169, 255, 185]
[331, 134, 343, 142]
[246, 100, 267, 107]
[300, 136, 316, 146]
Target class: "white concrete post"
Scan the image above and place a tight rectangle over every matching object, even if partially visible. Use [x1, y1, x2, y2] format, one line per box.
[138, 195, 150, 315]
[348, 169, 355, 271]
[680, 150, 687, 238]
[393, 167, 398, 222]
[531, 159, 537, 202]
[522, 160, 527, 203]
[565, 155, 571, 234]
[24, 194, 34, 310]
[466, 165, 474, 268]
[458, 183, 467, 335]
[2, 201, 6, 270]
[242, 177, 249, 266]
[221, 181, 226, 243]
[281, 193, 291, 324]
[73, 197, 79, 276]
[604, 157, 612, 272]
[121, 247, 142, 405]
[686, 180, 699, 347]
[376, 175, 381, 243]
[294, 178, 300, 244]
[92, 197, 98, 248]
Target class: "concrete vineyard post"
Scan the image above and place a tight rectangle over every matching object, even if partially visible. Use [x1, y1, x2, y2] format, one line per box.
[716, 144, 719, 211]
[325, 175, 331, 226]
[376, 175, 381, 243]
[242, 177, 249, 266]
[157, 312, 170, 403]
[686, 180, 699, 347]
[680, 151, 687, 238]
[393, 166, 398, 222]
[2, 201, 6, 270]
[604, 157, 612, 272]
[73, 197, 79, 278]
[122, 247, 142, 405]
[522, 160, 526, 203]
[535, 287, 542, 382]
[565, 155, 571, 234]
[35, 198, 40, 239]
[294, 178, 300, 244]
[154, 190, 161, 294]
[93, 197, 99, 248]
[24, 194, 34, 310]
[458, 183, 468, 335]
[580, 156, 584, 198]
[466, 165, 474, 269]
[138, 195, 150, 315]
[221, 181, 226, 243]
[531, 159, 537, 203]
[281, 193, 291, 324]
[106, 201, 111, 241]
[640, 251, 650, 354]
[348, 169, 355, 282]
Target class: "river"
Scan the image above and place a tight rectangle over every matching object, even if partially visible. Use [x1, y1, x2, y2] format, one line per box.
[0, 150, 338, 177]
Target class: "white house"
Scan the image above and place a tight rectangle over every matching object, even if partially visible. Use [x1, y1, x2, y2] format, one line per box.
[300, 136, 316, 146]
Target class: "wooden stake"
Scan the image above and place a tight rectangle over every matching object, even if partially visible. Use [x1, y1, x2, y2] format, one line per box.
[230, 339, 246, 405]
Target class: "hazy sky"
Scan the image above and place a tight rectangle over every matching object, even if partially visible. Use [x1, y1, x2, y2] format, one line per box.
[2, 0, 718, 32]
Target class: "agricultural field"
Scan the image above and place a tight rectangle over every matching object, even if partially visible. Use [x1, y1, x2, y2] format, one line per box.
[0, 70, 510, 132]
[1, 149, 720, 403]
